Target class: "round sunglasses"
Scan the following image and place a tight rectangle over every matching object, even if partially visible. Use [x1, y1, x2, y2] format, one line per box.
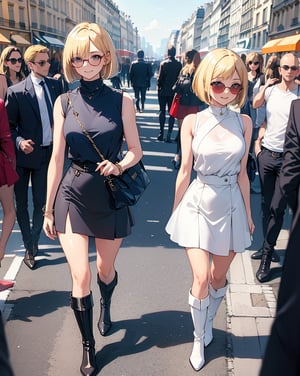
[210, 81, 242, 95]
[6, 57, 23, 65]
[249, 61, 259, 66]
[71, 54, 104, 68]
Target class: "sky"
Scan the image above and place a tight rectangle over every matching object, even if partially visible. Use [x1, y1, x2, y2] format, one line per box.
[114, 1, 204, 49]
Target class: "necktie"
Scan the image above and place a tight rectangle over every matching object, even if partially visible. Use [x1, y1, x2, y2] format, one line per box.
[40, 80, 53, 126]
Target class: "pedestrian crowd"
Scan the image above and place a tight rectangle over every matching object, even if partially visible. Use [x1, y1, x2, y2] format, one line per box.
[0, 23, 300, 375]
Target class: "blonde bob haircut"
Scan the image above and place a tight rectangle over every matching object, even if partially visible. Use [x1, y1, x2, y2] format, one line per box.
[63, 22, 119, 83]
[192, 48, 248, 108]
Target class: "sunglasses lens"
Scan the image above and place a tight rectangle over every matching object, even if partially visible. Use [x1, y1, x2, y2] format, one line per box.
[9, 58, 22, 64]
[230, 84, 242, 94]
[211, 82, 241, 95]
[39, 60, 50, 67]
[211, 82, 225, 93]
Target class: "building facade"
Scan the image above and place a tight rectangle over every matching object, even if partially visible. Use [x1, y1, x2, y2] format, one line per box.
[0, 0, 299, 59]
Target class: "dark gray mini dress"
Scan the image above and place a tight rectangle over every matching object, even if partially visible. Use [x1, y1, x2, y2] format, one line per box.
[54, 79, 134, 239]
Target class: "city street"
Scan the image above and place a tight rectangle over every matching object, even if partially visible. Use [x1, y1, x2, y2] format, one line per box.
[0, 81, 290, 375]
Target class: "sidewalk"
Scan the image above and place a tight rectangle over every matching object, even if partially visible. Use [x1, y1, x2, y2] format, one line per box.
[226, 224, 289, 375]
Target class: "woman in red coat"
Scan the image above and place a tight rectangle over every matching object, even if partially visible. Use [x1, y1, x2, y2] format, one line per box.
[0, 99, 18, 272]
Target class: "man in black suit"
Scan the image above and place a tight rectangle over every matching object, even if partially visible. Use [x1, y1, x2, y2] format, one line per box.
[6, 45, 63, 269]
[157, 46, 182, 142]
[129, 49, 153, 113]
[260, 98, 300, 375]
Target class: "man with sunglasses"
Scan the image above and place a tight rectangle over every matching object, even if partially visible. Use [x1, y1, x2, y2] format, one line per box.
[252, 52, 300, 283]
[5, 45, 63, 270]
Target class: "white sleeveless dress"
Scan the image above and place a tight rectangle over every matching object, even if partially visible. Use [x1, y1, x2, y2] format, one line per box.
[166, 107, 252, 255]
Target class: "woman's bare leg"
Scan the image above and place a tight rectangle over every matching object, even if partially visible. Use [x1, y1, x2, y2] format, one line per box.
[210, 251, 236, 289]
[58, 214, 90, 297]
[0, 185, 16, 262]
[186, 247, 211, 299]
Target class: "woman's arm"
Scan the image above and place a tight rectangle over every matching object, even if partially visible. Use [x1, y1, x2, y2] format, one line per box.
[0, 99, 15, 165]
[238, 114, 255, 235]
[118, 92, 143, 170]
[254, 121, 266, 156]
[0, 75, 7, 101]
[43, 96, 66, 239]
[172, 113, 195, 210]
[95, 92, 143, 177]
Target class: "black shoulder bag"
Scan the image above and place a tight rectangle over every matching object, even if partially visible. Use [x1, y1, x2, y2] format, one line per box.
[67, 93, 150, 210]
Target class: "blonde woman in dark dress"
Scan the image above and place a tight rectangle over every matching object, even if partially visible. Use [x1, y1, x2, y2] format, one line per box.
[43, 22, 142, 376]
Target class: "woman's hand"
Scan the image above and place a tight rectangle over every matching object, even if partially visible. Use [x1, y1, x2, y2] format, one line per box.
[43, 214, 57, 240]
[96, 160, 122, 176]
[248, 217, 255, 238]
[254, 140, 262, 157]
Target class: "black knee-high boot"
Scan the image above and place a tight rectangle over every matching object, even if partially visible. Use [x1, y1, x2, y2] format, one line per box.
[97, 271, 118, 336]
[70, 293, 97, 376]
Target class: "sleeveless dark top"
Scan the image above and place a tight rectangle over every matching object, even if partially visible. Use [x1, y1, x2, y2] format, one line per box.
[62, 78, 123, 164]
[55, 78, 134, 239]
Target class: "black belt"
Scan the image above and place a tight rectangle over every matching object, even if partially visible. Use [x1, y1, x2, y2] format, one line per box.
[261, 146, 283, 158]
[71, 161, 98, 174]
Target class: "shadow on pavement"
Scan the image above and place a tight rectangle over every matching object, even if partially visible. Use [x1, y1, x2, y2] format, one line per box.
[95, 310, 227, 371]
[7, 290, 69, 322]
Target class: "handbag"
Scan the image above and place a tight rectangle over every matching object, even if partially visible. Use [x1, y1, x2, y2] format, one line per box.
[67, 93, 150, 210]
[169, 93, 181, 118]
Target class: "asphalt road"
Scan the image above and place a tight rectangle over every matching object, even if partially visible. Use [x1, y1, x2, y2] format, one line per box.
[1, 84, 228, 376]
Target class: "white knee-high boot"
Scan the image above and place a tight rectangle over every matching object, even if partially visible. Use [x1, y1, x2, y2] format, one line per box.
[189, 290, 209, 371]
[204, 282, 228, 347]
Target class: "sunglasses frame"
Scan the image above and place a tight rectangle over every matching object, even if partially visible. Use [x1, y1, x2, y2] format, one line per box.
[32, 60, 51, 67]
[280, 65, 298, 72]
[210, 81, 242, 95]
[6, 57, 23, 65]
[71, 54, 104, 68]
[249, 61, 259, 66]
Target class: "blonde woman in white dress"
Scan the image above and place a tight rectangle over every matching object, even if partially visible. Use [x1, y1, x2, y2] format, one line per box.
[166, 48, 255, 371]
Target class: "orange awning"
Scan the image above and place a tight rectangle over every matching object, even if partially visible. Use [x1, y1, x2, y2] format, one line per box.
[275, 34, 300, 52]
[0, 32, 11, 44]
[10, 34, 31, 46]
[261, 38, 282, 54]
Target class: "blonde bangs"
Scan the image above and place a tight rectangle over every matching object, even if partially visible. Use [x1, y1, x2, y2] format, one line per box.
[213, 55, 237, 80]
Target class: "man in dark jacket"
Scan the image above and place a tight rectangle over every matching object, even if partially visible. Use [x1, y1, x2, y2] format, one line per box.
[129, 49, 153, 113]
[6, 45, 63, 270]
[260, 98, 300, 375]
[157, 46, 182, 142]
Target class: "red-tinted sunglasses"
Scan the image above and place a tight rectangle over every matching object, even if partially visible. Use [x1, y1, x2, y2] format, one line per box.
[210, 81, 242, 95]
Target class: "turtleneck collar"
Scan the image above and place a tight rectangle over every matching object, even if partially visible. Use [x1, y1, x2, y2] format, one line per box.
[79, 78, 103, 96]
